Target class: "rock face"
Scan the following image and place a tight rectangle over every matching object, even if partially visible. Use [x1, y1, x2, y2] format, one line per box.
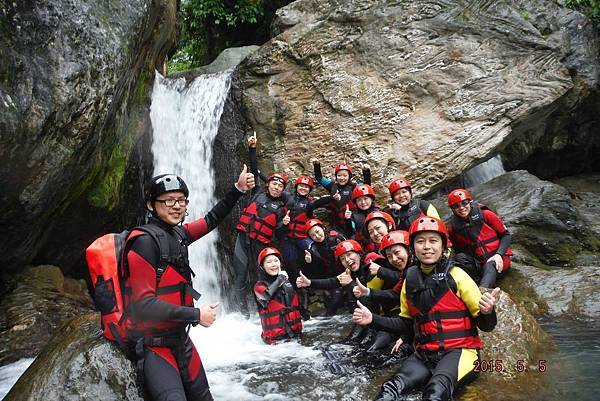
[3, 313, 142, 401]
[0, 265, 94, 365]
[0, 0, 178, 282]
[237, 0, 589, 198]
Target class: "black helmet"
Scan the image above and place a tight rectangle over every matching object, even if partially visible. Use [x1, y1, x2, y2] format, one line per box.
[145, 174, 189, 201]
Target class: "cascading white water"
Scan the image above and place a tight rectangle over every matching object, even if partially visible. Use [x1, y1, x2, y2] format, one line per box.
[462, 155, 506, 187]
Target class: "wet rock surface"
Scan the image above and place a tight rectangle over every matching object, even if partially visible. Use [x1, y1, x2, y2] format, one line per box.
[0, 265, 94, 366]
[3, 313, 142, 401]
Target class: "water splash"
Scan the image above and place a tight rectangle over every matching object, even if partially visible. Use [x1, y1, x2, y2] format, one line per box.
[462, 155, 505, 187]
[150, 70, 232, 304]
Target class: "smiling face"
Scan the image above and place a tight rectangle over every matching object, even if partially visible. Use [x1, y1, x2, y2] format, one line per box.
[262, 254, 282, 276]
[336, 170, 350, 186]
[296, 183, 311, 196]
[267, 180, 285, 198]
[147, 190, 187, 226]
[339, 251, 361, 271]
[385, 244, 409, 271]
[308, 225, 325, 243]
[355, 195, 373, 211]
[413, 231, 443, 266]
[367, 219, 389, 244]
[393, 188, 412, 206]
[451, 200, 472, 220]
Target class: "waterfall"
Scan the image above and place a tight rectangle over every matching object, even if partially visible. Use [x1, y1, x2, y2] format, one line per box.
[461, 155, 506, 188]
[149, 70, 232, 304]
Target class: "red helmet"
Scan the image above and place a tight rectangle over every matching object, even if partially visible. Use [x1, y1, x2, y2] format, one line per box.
[379, 230, 410, 253]
[257, 247, 282, 266]
[351, 184, 375, 201]
[364, 211, 396, 231]
[305, 218, 324, 234]
[267, 173, 288, 186]
[334, 240, 363, 259]
[409, 217, 448, 247]
[295, 175, 314, 188]
[447, 188, 472, 207]
[388, 178, 412, 197]
[335, 162, 353, 176]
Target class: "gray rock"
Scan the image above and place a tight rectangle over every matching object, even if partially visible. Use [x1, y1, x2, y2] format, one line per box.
[4, 313, 142, 401]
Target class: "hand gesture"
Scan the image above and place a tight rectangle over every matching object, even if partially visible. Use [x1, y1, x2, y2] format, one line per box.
[247, 131, 257, 148]
[344, 204, 352, 219]
[369, 262, 381, 276]
[199, 302, 219, 327]
[479, 287, 501, 315]
[387, 203, 401, 211]
[279, 270, 289, 280]
[236, 164, 255, 191]
[352, 278, 369, 298]
[487, 254, 504, 273]
[361, 163, 370, 170]
[282, 210, 291, 225]
[311, 158, 320, 165]
[304, 250, 312, 264]
[337, 271, 352, 286]
[296, 271, 311, 288]
[333, 191, 341, 201]
[352, 300, 373, 326]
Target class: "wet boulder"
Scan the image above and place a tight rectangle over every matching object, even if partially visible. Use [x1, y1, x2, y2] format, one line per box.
[0, 265, 94, 366]
[4, 313, 142, 401]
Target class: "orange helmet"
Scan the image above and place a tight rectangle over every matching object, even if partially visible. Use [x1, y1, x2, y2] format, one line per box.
[335, 162, 353, 176]
[305, 218, 324, 234]
[447, 188, 472, 207]
[364, 211, 396, 231]
[388, 178, 412, 197]
[379, 230, 410, 253]
[351, 184, 375, 201]
[267, 173, 288, 186]
[334, 240, 363, 259]
[257, 247, 282, 266]
[409, 217, 448, 247]
[295, 175, 314, 188]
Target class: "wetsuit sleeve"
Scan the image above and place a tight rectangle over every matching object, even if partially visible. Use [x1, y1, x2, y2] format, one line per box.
[249, 146, 259, 196]
[377, 266, 401, 283]
[307, 195, 333, 213]
[127, 235, 199, 324]
[370, 314, 413, 335]
[369, 287, 401, 304]
[274, 205, 289, 239]
[313, 162, 334, 191]
[484, 210, 511, 256]
[253, 275, 287, 309]
[309, 277, 341, 289]
[421, 200, 440, 219]
[450, 266, 498, 331]
[184, 185, 245, 240]
[257, 170, 269, 184]
[362, 167, 371, 185]
[343, 217, 355, 239]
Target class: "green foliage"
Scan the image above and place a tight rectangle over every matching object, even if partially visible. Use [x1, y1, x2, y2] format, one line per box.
[169, 0, 293, 71]
[565, 0, 600, 26]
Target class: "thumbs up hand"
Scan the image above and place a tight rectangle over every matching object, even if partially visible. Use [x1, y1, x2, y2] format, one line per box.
[248, 131, 257, 148]
[333, 191, 341, 201]
[304, 249, 312, 263]
[352, 300, 373, 325]
[336, 271, 352, 286]
[344, 204, 352, 219]
[369, 262, 381, 276]
[296, 271, 311, 288]
[352, 278, 369, 298]
[236, 164, 255, 191]
[479, 287, 501, 315]
[282, 210, 291, 225]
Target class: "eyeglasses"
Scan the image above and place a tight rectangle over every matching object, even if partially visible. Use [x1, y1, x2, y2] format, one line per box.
[450, 199, 471, 210]
[155, 198, 189, 207]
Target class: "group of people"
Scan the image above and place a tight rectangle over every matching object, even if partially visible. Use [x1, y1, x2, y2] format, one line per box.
[118, 133, 510, 401]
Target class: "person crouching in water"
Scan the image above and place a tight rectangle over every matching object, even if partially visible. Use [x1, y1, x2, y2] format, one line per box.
[384, 178, 440, 231]
[254, 247, 303, 344]
[353, 216, 500, 401]
[447, 188, 512, 288]
[303, 218, 347, 315]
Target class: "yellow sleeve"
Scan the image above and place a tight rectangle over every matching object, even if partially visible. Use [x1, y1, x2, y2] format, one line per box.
[426, 203, 440, 219]
[367, 276, 384, 290]
[399, 281, 412, 319]
[450, 267, 482, 317]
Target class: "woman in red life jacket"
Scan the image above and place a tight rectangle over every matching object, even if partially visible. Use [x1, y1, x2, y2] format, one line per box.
[311, 158, 371, 233]
[353, 217, 501, 401]
[254, 247, 303, 344]
[232, 134, 290, 314]
[447, 188, 512, 288]
[303, 218, 347, 315]
[384, 178, 440, 231]
[124, 170, 254, 401]
[344, 184, 380, 246]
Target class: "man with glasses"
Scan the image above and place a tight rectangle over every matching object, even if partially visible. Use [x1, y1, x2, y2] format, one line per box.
[123, 169, 254, 401]
[446, 188, 512, 288]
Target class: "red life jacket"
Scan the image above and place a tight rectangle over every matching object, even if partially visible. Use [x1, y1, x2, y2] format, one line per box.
[236, 192, 285, 244]
[256, 282, 302, 344]
[287, 195, 314, 239]
[328, 183, 357, 228]
[450, 203, 513, 265]
[405, 262, 482, 352]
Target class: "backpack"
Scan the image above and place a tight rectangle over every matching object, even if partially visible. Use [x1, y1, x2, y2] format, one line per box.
[85, 225, 178, 351]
